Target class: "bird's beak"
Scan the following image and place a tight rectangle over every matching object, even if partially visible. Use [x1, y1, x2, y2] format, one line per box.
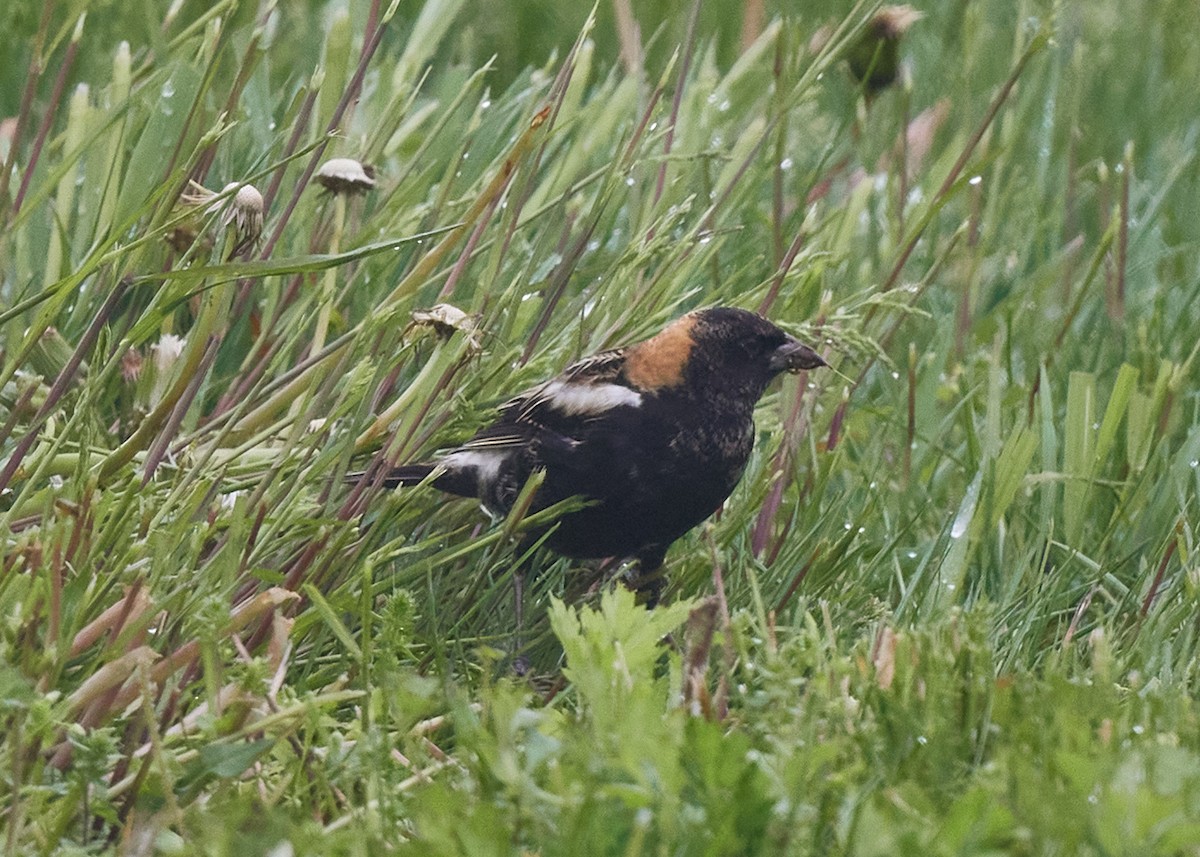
[769, 338, 827, 373]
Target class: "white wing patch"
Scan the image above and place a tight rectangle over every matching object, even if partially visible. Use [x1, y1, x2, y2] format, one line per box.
[537, 380, 642, 416]
[442, 449, 505, 488]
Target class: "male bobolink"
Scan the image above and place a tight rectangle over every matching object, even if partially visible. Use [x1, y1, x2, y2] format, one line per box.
[372, 307, 825, 603]
[846, 5, 922, 96]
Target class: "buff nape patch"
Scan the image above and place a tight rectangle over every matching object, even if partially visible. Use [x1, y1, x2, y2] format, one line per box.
[624, 314, 698, 390]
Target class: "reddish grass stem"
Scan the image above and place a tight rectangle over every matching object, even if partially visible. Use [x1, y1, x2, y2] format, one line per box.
[0, 278, 129, 494]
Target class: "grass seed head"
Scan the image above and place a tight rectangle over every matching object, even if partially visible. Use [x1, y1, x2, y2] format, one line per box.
[315, 157, 377, 194]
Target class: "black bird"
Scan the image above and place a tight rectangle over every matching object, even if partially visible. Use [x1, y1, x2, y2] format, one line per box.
[846, 5, 922, 97]
[371, 307, 826, 604]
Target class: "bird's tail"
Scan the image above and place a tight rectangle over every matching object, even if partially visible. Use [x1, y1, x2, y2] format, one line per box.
[379, 464, 438, 488]
[346, 463, 437, 488]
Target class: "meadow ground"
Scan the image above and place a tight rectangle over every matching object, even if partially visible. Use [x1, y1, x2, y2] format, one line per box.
[2, 0, 1200, 853]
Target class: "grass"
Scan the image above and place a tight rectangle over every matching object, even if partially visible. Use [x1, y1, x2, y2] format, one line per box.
[3, 0, 1200, 853]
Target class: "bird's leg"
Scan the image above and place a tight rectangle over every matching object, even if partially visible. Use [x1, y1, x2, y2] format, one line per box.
[510, 537, 538, 676]
[511, 567, 529, 675]
[628, 549, 668, 608]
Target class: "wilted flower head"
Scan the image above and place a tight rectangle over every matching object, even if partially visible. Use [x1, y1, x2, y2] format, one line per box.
[152, 333, 187, 374]
[174, 180, 264, 256]
[121, 348, 143, 384]
[220, 183, 265, 253]
[315, 158, 376, 195]
[409, 303, 483, 353]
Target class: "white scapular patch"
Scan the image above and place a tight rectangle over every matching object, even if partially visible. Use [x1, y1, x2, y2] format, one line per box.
[540, 381, 643, 416]
[442, 450, 505, 487]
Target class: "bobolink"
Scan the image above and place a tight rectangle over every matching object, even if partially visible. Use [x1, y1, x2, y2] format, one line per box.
[366, 307, 826, 604]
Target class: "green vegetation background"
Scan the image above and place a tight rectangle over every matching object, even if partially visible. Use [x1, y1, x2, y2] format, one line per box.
[2, 0, 1200, 853]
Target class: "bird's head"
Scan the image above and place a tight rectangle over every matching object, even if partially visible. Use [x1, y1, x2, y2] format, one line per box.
[624, 307, 826, 403]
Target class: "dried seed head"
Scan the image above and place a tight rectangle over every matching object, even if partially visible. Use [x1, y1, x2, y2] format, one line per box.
[121, 348, 144, 384]
[410, 303, 483, 352]
[152, 333, 186, 374]
[219, 182, 264, 254]
[315, 158, 376, 194]
[173, 180, 263, 255]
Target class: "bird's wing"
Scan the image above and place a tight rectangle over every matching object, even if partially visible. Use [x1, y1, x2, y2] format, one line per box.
[559, 348, 628, 384]
[455, 422, 539, 452]
[500, 347, 642, 427]
[429, 348, 641, 503]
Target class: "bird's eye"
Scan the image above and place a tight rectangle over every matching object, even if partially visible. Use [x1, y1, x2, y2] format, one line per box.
[754, 332, 783, 354]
